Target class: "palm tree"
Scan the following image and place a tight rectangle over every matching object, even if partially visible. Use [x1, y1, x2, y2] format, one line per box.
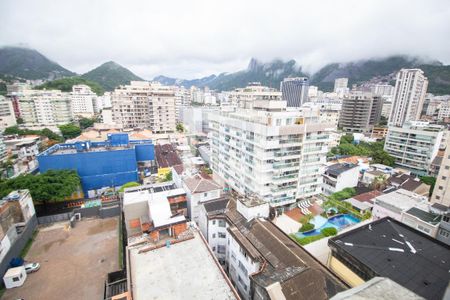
[371, 174, 388, 191]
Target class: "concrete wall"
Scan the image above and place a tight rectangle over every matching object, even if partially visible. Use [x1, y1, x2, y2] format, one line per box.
[38, 204, 120, 225]
[0, 215, 38, 282]
[38, 212, 73, 225]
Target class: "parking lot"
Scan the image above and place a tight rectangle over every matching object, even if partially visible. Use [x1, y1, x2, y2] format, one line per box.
[3, 217, 120, 300]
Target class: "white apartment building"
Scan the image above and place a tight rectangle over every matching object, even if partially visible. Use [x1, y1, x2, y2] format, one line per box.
[225, 83, 282, 109]
[438, 101, 450, 121]
[111, 81, 176, 133]
[209, 99, 330, 208]
[372, 189, 427, 221]
[431, 134, 450, 207]
[389, 69, 428, 127]
[381, 100, 392, 118]
[174, 86, 191, 121]
[70, 84, 96, 118]
[18, 89, 72, 126]
[322, 163, 359, 195]
[371, 84, 395, 97]
[0, 96, 16, 130]
[384, 121, 444, 176]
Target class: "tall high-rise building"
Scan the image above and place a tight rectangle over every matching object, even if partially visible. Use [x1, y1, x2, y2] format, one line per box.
[338, 91, 383, 133]
[389, 69, 428, 127]
[280, 77, 309, 107]
[209, 99, 330, 207]
[334, 78, 349, 95]
[111, 81, 176, 133]
[70, 85, 96, 118]
[226, 83, 281, 109]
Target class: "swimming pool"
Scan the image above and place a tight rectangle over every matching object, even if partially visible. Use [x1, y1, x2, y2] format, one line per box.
[296, 214, 360, 238]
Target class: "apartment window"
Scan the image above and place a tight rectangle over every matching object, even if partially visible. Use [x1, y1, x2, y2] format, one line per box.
[445, 165, 450, 170]
[238, 261, 248, 276]
[417, 225, 431, 234]
[212, 233, 216, 238]
[276, 119, 281, 126]
[212, 220, 216, 225]
[443, 176, 447, 180]
[212, 246, 216, 252]
[218, 220, 226, 227]
[439, 229, 450, 238]
[217, 245, 226, 254]
[218, 232, 226, 239]
[439, 186, 444, 190]
[204, 192, 208, 197]
[436, 195, 441, 200]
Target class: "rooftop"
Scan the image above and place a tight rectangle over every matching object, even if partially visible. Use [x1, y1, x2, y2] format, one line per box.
[155, 144, 182, 168]
[404, 207, 442, 225]
[331, 277, 424, 300]
[226, 199, 347, 299]
[128, 229, 238, 300]
[183, 174, 221, 193]
[374, 189, 426, 211]
[329, 217, 450, 300]
[203, 198, 229, 216]
[326, 163, 358, 177]
[352, 190, 383, 203]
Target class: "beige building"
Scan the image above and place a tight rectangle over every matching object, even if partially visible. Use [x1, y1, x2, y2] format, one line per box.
[225, 83, 281, 109]
[111, 81, 176, 133]
[339, 91, 383, 133]
[18, 89, 72, 126]
[0, 96, 16, 130]
[431, 132, 450, 206]
[70, 84, 96, 118]
[389, 69, 428, 127]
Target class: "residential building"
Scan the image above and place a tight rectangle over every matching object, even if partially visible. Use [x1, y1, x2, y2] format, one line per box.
[388, 173, 430, 196]
[174, 86, 191, 120]
[198, 197, 229, 265]
[3, 135, 40, 175]
[17, 89, 72, 125]
[180, 106, 219, 134]
[389, 69, 428, 127]
[37, 133, 155, 198]
[0, 190, 37, 279]
[436, 211, 450, 245]
[334, 78, 349, 95]
[372, 188, 426, 221]
[224, 195, 347, 299]
[155, 143, 182, 178]
[431, 135, 450, 206]
[126, 227, 238, 300]
[179, 173, 222, 224]
[344, 190, 383, 213]
[371, 84, 395, 97]
[322, 163, 359, 195]
[226, 83, 281, 109]
[70, 84, 96, 118]
[384, 121, 444, 175]
[401, 206, 442, 237]
[327, 217, 450, 299]
[280, 77, 309, 107]
[209, 100, 330, 207]
[0, 96, 16, 130]
[381, 99, 392, 118]
[111, 81, 176, 133]
[361, 169, 390, 186]
[338, 91, 383, 133]
[371, 126, 388, 139]
[122, 182, 188, 237]
[0, 135, 6, 163]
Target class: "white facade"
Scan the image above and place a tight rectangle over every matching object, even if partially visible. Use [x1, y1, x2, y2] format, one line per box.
[209, 101, 330, 207]
[17, 89, 72, 125]
[322, 164, 360, 195]
[0, 96, 17, 130]
[3, 266, 26, 289]
[70, 84, 96, 117]
[384, 121, 443, 176]
[389, 69, 428, 127]
[372, 189, 426, 221]
[111, 81, 176, 133]
[224, 83, 281, 109]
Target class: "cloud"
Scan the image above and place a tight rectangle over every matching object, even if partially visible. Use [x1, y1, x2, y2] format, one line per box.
[1, 0, 449, 79]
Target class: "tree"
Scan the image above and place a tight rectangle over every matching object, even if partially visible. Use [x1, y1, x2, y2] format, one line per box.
[340, 134, 354, 144]
[119, 181, 140, 192]
[371, 174, 388, 191]
[371, 150, 395, 166]
[79, 117, 97, 129]
[176, 123, 184, 133]
[419, 176, 436, 196]
[58, 124, 82, 140]
[163, 171, 173, 182]
[0, 170, 81, 205]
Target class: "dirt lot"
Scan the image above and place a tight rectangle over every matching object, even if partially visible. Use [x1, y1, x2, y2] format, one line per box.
[2, 217, 120, 300]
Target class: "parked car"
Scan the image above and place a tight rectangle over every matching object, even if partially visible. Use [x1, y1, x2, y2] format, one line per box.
[24, 262, 40, 273]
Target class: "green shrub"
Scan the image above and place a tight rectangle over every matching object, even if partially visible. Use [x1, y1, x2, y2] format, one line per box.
[321, 227, 338, 237]
[296, 234, 325, 245]
[299, 223, 315, 232]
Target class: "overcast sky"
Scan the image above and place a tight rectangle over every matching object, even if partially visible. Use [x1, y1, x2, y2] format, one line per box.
[1, 0, 449, 80]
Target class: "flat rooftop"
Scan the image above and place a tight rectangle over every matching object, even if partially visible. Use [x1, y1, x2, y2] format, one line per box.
[374, 189, 425, 210]
[155, 144, 182, 168]
[329, 217, 450, 299]
[128, 229, 237, 300]
[326, 163, 358, 176]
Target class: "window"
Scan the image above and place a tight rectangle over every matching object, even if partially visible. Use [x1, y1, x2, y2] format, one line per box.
[218, 220, 226, 227]
[238, 260, 248, 276]
[212, 233, 216, 238]
[445, 165, 450, 170]
[13, 277, 19, 282]
[217, 245, 226, 254]
[417, 225, 431, 234]
[238, 275, 247, 291]
[436, 195, 440, 200]
[218, 232, 226, 238]
[443, 176, 447, 180]
[439, 229, 450, 238]
[212, 220, 216, 225]
[212, 246, 216, 252]
[439, 186, 444, 190]
[204, 192, 208, 197]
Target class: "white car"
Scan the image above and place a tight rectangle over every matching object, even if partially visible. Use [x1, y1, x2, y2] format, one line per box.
[24, 262, 40, 273]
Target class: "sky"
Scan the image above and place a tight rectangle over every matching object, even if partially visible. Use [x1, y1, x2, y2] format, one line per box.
[1, 0, 449, 80]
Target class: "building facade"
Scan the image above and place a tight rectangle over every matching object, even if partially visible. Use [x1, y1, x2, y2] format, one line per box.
[111, 81, 176, 133]
[70, 84, 96, 118]
[339, 91, 383, 133]
[209, 100, 330, 207]
[0, 96, 17, 130]
[389, 69, 428, 127]
[281, 77, 309, 107]
[430, 133, 450, 206]
[384, 121, 443, 175]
